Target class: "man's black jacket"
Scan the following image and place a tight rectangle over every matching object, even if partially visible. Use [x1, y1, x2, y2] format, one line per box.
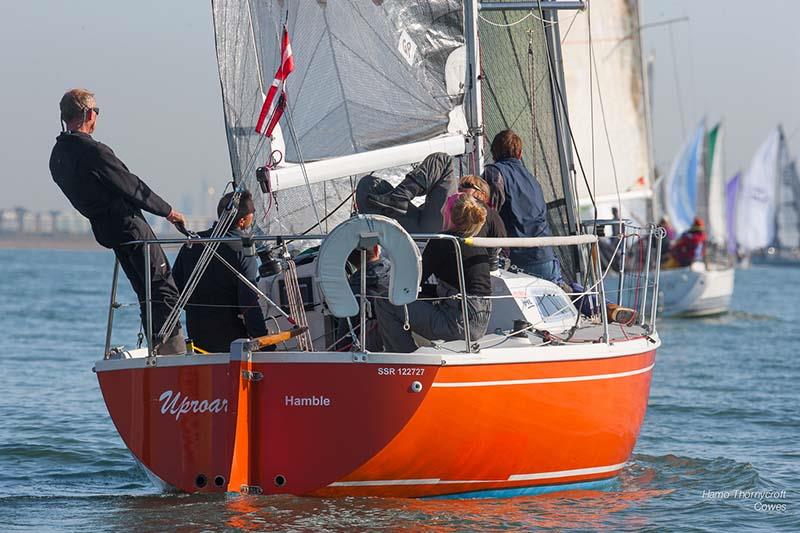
[172, 226, 269, 352]
[49, 131, 171, 248]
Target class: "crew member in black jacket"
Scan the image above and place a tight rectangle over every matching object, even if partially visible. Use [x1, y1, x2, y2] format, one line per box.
[172, 191, 269, 353]
[49, 88, 187, 355]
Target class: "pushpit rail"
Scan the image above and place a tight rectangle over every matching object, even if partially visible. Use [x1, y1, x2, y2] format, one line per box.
[105, 229, 660, 358]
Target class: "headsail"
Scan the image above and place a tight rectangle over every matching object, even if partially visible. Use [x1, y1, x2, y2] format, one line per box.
[212, 0, 467, 235]
[663, 124, 705, 234]
[725, 173, 740, 256]
[705, 123, 727, 245]
[559, 0, 652, 211]
[735, 127, 780, 253]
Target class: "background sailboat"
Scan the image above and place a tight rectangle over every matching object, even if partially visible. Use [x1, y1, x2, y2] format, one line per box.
[559, 0, 733, 317]
[738, 126, 800, 266]
[658, 122, 735, 316]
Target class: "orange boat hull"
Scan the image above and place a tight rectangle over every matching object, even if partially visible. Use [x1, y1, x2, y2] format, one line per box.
[96, 342, 655, 498]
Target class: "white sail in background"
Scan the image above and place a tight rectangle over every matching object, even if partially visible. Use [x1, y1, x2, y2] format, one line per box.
[559, 0, 652, 210]
[735, 128, 780, 252]
[777, 158, 800, 249]
[706, 123, 727, 245]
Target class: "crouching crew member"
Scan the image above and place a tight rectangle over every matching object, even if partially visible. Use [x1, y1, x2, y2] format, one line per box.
[374, 193, 492, 353]
[357, 152, 458, 233]
[49, 88, 187, 355]
[172, 191, 269, 353]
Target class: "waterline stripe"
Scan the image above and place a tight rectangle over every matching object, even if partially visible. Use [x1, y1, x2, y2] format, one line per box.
[431, 363, 655, 388]
[507, 462, 626, 481]
[328, 462, 626, 487]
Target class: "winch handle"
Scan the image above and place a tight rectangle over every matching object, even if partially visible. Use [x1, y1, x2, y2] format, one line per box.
[253, 326, 309, 349]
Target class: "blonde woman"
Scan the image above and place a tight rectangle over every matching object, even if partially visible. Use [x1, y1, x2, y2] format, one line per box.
[375, 193, 493, 352]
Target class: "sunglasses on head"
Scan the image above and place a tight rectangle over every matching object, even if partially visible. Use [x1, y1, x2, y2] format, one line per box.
[459, 182, 481, 192]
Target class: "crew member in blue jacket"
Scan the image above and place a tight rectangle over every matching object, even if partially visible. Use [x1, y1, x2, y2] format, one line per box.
[482, 129, 562, 283]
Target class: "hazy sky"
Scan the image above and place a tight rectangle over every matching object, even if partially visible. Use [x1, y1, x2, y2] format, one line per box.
[1, 1, 797, 213]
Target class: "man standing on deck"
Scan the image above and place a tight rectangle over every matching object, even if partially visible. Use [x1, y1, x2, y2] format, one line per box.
[49, 88, 187, 355]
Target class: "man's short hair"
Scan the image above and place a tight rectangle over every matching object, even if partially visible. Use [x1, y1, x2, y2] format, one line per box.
[60, 88, 95, 124]
[217, 190, 255, 224]
[490, 129, 523, 161]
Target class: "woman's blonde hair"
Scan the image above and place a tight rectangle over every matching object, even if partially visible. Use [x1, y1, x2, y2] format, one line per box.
[459, 175, 490, 203]
[444, 193, 486, 237]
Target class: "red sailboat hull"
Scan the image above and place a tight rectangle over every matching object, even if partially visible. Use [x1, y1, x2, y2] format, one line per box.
[96, 339, 656, 498]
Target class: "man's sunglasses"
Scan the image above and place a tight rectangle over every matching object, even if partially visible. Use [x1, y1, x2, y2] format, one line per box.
[88, 106, 100, 116]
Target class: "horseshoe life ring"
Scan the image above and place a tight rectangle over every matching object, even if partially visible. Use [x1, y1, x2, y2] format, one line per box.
[316, 215, 422, 318]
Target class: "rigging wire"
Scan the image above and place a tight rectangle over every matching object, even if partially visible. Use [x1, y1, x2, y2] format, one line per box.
[586, 4, 623, 216]
[559, 9, 581, 44]
[534, 1, 598, 228]
[668, 23, 687, 138]
[478, 10, 556, 28]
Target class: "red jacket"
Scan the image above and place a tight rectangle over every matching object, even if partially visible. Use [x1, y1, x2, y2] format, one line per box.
[669, 231, 707, 267]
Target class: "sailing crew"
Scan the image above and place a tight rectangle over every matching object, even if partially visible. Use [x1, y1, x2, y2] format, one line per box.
[336, 245, 390, 352]
[358, 152, 457, 233]
[172, 191, 269, 353]
[482, 129, 562, 283]
[458, 174, 507, 269]
[664, 217, 707, 268]
[49, 88, 187, 355]
[374, 193, 492, 353]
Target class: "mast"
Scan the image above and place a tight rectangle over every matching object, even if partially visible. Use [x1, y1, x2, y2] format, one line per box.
[464, 0, 484, 174]
[634, 0, 657, 223]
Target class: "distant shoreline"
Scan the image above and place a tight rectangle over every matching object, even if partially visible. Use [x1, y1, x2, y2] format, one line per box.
[0, 234, 101, 250]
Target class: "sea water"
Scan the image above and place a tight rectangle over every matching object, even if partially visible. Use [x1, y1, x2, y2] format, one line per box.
[0, 248, 796, 532]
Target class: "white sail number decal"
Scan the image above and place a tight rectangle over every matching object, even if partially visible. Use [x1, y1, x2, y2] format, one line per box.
[378, 367, 425, 376]
[398, 30, 417, 65]
[159, 390, 229, 421]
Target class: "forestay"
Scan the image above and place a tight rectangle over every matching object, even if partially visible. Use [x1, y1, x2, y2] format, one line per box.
[212, 0, 468, 236]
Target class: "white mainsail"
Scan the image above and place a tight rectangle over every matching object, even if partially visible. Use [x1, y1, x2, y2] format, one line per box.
[735, 128, 781, 252]
[559, 0, 652, 211]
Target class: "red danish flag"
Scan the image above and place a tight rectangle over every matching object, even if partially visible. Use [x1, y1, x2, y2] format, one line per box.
[255, 26, 294, 137]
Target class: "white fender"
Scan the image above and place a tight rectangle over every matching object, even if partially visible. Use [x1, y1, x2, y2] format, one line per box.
[316, 215, 422, 318]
